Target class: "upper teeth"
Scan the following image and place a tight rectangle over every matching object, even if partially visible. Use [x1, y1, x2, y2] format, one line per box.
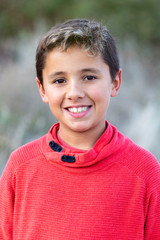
[68, 107, 89, 113]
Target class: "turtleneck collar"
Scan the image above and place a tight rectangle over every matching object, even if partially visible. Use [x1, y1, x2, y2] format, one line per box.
[41, 121, 125, 169]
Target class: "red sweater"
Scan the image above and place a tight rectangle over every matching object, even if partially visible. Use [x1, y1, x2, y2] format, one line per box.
[0, 122, 160, 239]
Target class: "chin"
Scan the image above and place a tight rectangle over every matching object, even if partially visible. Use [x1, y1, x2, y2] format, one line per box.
[71, 126, 90, 133]
[69, 122, 95, 133]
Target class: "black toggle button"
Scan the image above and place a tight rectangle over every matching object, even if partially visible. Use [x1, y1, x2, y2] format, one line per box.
[49, 141, 63, 152]
[61, 155, 76, 163]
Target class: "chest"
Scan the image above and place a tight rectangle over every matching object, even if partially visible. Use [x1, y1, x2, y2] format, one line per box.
[13, 161, 145, 239]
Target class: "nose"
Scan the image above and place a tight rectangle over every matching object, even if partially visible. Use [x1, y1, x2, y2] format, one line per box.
[66, 80, 85, 100]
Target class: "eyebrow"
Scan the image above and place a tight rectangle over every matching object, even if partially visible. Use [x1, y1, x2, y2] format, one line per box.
[48, 68, 102, 79]
[48, 71, 65, 79]
[80, 68, 102, 75]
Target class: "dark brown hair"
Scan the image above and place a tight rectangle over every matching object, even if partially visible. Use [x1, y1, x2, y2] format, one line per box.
[36, 19, 120, 85]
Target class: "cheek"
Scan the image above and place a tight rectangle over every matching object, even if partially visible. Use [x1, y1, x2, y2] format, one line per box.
[46, 92, 62, 110]
[90, 86, 110, 104]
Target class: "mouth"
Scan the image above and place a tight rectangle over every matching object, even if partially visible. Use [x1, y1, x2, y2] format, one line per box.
[66, 106, 91, 113]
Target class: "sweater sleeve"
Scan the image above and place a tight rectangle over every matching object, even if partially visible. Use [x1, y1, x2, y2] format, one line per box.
[143, 153, 160, 240]
[144, 189, 160, 240]
[0, 154, 15, 240]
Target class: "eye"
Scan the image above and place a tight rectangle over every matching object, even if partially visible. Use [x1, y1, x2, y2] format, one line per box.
[84, 75, 96, 81]
[53, 78, 66, 84]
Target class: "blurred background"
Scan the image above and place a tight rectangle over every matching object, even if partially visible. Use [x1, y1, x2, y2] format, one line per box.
[0, 0, 160, 174]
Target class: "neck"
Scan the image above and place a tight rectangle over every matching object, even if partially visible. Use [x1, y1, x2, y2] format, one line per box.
[58, 122, 107, 150]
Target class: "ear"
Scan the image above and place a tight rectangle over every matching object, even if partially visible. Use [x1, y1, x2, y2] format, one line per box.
[36, 77, 49, 104]
[111, 69, 122, 97]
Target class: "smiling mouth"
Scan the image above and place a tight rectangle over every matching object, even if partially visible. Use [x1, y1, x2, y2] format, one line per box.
[66, 106, 91, 113]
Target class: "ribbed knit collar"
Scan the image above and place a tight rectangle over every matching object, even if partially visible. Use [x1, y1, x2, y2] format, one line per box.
[42, 121, 124, 169]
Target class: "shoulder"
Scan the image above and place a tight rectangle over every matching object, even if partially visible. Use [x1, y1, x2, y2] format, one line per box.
[12, 135, 45, 157]
[13, 134, 46, 160]
[3, 134, 47, 177]
[123, 134, 159, 168]
[118, 132, 160, 189]
[110, 123, 158, 164]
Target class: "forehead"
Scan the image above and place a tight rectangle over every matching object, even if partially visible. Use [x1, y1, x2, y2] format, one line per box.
[44, 46, 106, 70]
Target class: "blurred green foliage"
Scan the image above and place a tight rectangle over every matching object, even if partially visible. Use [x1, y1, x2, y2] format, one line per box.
[0, 0, 160, 44]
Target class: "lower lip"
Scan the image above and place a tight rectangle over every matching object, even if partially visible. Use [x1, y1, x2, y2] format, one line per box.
[65, 107, 92, 119]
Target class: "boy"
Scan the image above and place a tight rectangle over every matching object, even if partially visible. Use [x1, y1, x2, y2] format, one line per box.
[0, 19, 160, 239]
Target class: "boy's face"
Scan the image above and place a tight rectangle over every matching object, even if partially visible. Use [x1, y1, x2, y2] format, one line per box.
[37, 46, 121, 138]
